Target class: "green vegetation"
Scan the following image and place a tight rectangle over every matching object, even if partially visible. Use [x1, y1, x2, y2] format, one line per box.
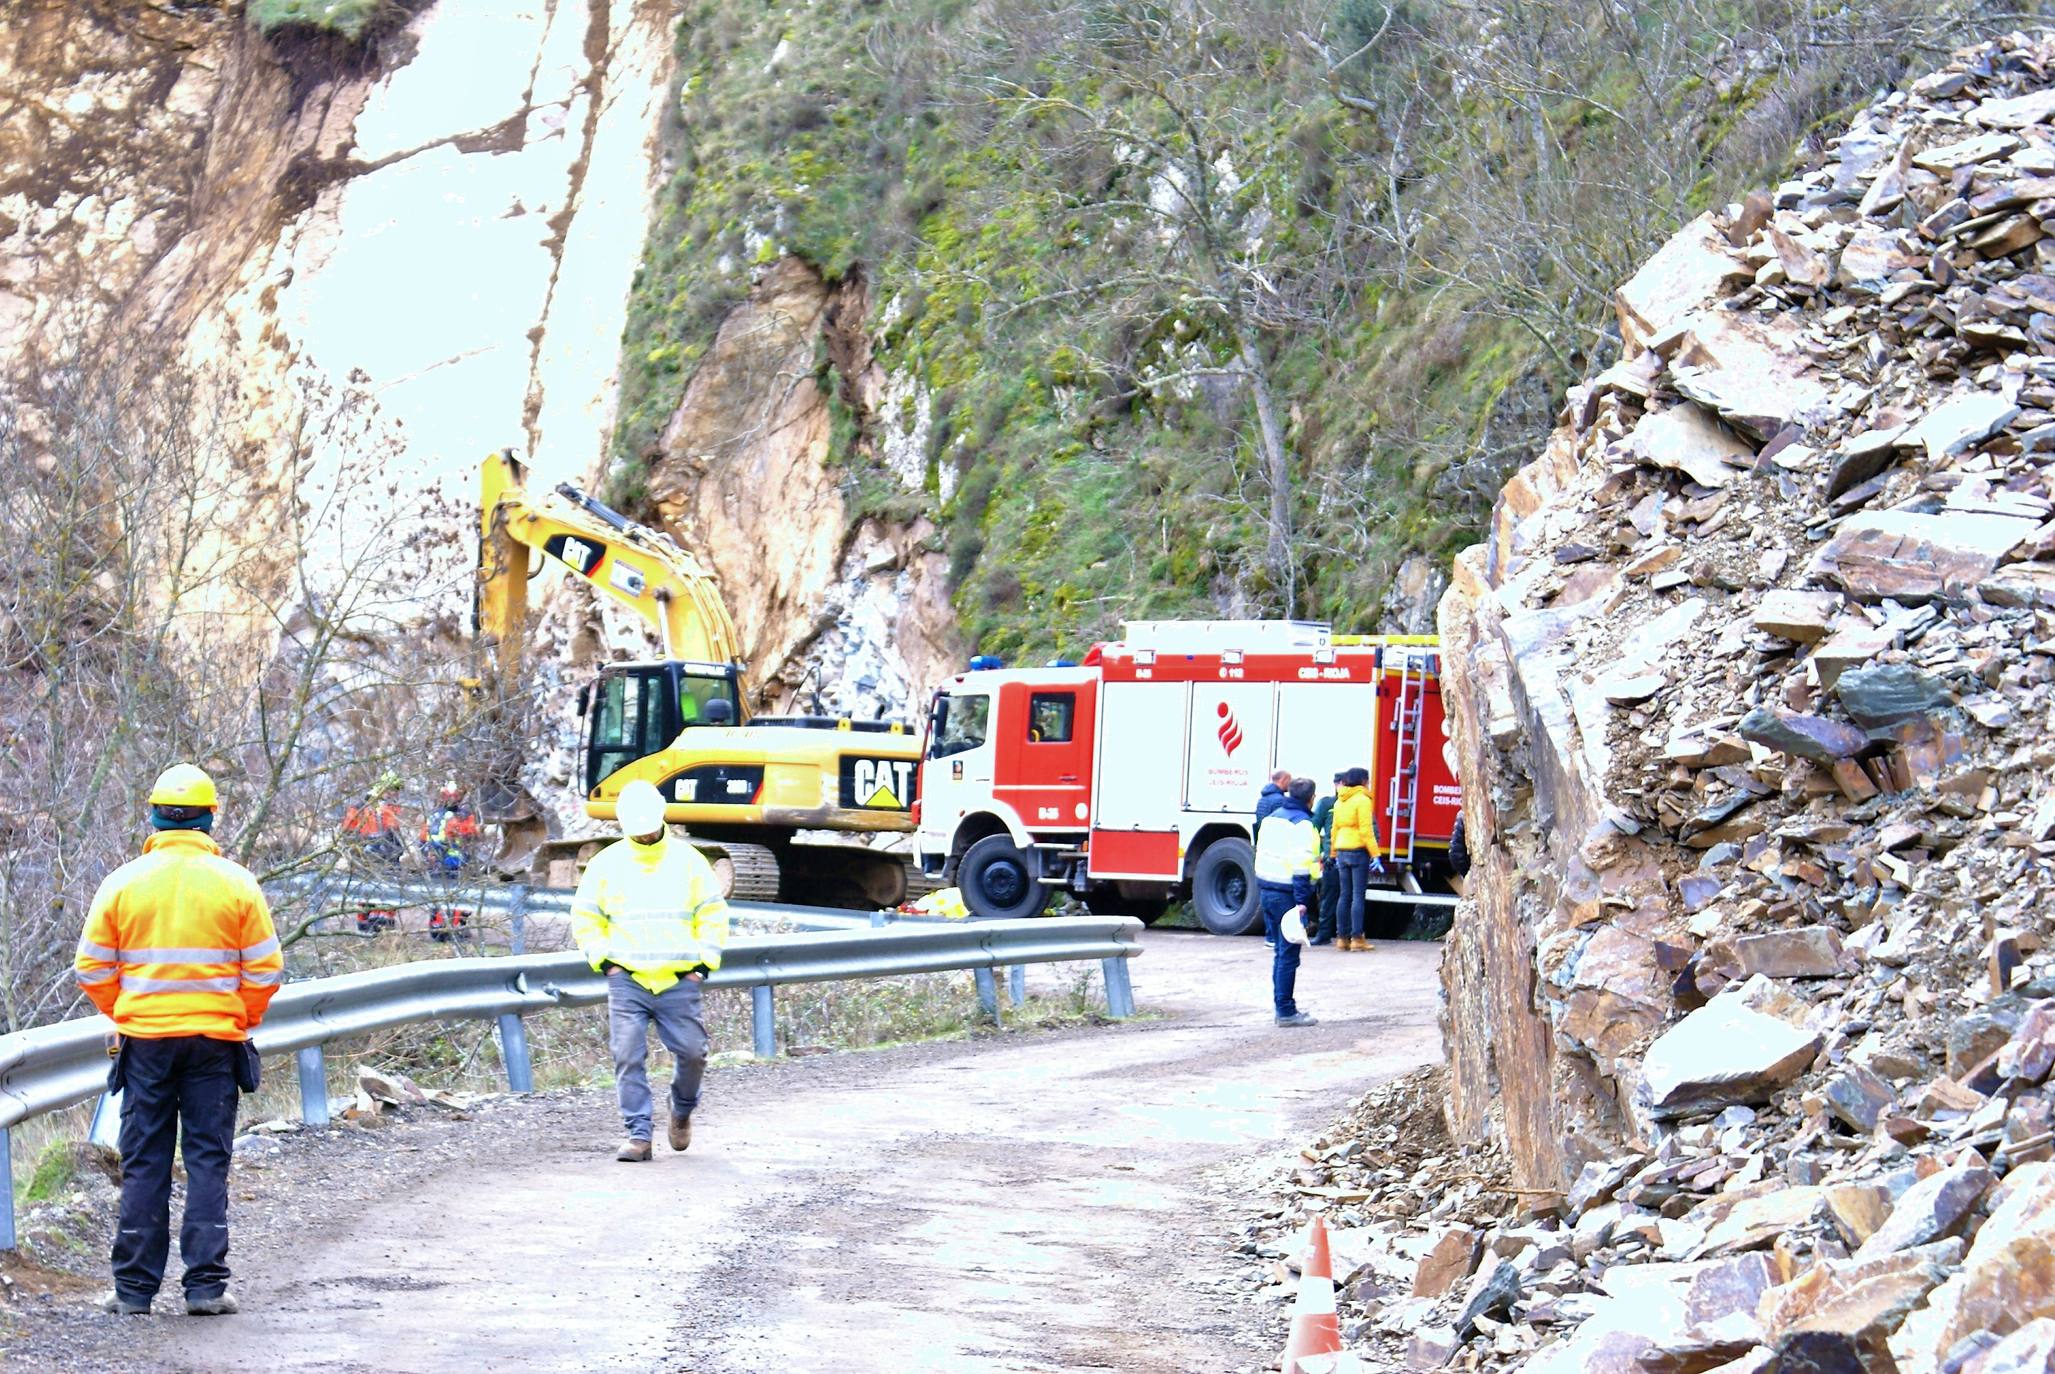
[20, 1141, 79, 1205]
[245, 0, 388, 40]
[614, 0, 2005, 662]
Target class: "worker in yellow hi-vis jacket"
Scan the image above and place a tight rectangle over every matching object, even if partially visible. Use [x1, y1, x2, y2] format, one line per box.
[570, 779, 730, 1162]
[76, 764, 283, 1318]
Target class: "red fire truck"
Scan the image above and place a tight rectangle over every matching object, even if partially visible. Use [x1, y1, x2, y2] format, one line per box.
[911, 621, 1462, 933]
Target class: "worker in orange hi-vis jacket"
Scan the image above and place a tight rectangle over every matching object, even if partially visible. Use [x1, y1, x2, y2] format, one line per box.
[74, 764, 283, 1319]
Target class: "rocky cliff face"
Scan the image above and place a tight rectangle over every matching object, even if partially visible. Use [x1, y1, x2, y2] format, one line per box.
[646, 256, 960, 719]
[2, 1, 959, 731]
[1430, 32, 2055, 1374]
[3, 1, 674, 603]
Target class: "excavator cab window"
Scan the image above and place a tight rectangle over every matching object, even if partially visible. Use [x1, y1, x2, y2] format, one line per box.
[584, 663, 745, 793]
[678, 671, 740, 728]
[586, 670, 671, 793]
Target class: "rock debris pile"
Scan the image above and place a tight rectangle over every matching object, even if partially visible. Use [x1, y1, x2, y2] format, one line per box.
[1387, 30, 2055, 1374]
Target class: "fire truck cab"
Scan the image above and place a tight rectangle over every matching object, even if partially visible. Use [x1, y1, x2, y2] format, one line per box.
[913, 621, 1461, 933]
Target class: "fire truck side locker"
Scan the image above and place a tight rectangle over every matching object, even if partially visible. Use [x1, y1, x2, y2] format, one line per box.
[1087, 679, 1187, 881]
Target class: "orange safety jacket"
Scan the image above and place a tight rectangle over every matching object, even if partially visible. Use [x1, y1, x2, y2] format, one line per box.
[75, 830, 285, 1040]
[342, 801, 401, 837]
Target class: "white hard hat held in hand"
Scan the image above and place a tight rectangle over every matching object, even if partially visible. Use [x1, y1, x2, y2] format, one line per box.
[617, 780, 669, 840]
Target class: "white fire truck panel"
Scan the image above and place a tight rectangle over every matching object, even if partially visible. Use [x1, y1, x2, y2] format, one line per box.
[1183, 681, 1276, 813]
[1274, 683, 1377, 783]
[1094, 682, 1189, 828]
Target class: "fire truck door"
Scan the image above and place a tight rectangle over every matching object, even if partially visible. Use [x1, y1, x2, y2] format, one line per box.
[995, 682, 1096, 830]
[1184, 682, 1276, 813]
[1274, 684, 1377, 786]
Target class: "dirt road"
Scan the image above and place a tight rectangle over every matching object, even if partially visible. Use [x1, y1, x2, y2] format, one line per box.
[21, 930, 1442, 1373]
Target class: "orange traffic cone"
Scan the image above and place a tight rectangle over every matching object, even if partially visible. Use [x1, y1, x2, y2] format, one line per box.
[1280, 1214, 1344, 1374]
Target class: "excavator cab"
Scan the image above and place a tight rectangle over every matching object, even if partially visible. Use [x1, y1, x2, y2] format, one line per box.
[582, 661, 744, 794]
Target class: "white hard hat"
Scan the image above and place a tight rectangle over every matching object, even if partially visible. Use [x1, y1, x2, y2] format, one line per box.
[617, 780, 668, 837]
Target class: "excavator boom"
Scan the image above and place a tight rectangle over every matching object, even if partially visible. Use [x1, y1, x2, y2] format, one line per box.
[478, 450, 740, 674]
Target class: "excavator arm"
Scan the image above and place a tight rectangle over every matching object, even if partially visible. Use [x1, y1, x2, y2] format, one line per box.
[476, 449, 741, 677]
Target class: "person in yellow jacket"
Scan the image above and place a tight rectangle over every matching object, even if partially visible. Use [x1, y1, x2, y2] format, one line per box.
[571, 779, 730, 1162]
[1329, 766, 1378, 952]
[75, 764, 283, 1318]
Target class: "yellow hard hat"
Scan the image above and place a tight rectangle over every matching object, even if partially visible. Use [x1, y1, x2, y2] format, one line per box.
[149, 763, 217, 809]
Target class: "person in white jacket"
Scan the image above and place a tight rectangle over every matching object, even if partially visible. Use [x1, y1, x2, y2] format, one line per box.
[1252, 777, 1321, 1027]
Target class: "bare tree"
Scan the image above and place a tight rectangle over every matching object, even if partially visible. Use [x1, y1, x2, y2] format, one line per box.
[0, 335, 546, 1031]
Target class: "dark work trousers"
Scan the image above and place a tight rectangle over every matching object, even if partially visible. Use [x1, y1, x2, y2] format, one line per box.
[113, 1036, 239, 1305]
[1259, 885, 1303, 1018]
[1313, 862, 1341, 943]
[1335, 850, 1370, 940]
[607, 970, 709, 1141]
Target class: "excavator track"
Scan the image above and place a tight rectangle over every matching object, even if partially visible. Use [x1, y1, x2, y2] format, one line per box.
[698, 840, 783, 903]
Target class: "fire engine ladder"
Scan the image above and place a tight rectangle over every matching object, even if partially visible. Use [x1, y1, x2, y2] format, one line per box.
[1384, 653, 1432, 867]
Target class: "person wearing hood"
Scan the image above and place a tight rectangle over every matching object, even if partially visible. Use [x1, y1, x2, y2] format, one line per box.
[1329, 767, 1377, 952]
[1252, 769, 1292, 838]
[571, 780, 730, 1162]
[1253, 776, 1320, 1026]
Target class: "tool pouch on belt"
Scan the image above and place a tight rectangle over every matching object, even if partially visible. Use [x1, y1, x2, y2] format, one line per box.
[105, 1034, 125, 1094]
[235, 1041, 262, 1094]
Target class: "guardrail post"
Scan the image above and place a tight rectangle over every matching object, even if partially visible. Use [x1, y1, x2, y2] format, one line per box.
[1, 1127, 15, 1251]
[751, 986, 776, 1059]
[1101, 955, 1136, 1019]
[497, 1014, 534, 1093]
[974, 968, 1001, 1025]
[88, 1091, 122, 1149]
[1007, 965, 1026, 1007]
[297, 1046, 330, 1126]
[508, 883, 528, 955]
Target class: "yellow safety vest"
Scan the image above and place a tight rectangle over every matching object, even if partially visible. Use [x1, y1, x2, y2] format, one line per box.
[1253, 811, 1321, 887]
[570, 835, 730, 993]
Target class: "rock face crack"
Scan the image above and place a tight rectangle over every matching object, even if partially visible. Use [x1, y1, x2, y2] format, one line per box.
[520, 0, 614, 460]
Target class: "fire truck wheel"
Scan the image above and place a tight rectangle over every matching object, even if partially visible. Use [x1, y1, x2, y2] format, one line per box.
[1190, 839, 1261, 936]
[959, 835, 1050, 921]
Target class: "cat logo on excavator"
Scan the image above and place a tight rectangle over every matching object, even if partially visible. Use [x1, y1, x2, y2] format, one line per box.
[845, 756, 917, 811]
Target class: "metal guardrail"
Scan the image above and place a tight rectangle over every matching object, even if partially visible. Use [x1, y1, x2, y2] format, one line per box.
[0, 915, 1142, 1250]
[266, 872, 937, 943]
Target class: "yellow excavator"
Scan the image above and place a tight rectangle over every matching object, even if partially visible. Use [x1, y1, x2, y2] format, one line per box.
[476, 451, 922, 907]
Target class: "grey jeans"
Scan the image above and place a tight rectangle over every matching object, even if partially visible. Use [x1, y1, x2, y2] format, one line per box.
[606, 970, 709, 1141]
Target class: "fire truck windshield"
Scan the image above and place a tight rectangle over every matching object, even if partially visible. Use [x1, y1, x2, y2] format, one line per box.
[928, 693, 990, 758]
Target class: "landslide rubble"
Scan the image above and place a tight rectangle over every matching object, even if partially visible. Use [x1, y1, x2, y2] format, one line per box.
[1259, 29, 2055, 1374]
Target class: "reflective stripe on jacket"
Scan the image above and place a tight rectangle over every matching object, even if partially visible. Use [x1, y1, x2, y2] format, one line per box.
[75, 831, 284, 1040]
[1253, 803, 1319, 907]
[570, 835, 730, 994]
[1331, 785, 1376, 853]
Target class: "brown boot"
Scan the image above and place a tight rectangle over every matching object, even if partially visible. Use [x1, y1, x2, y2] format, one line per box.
[615, 1138, 652, 1162]
[667, 1115, 692, 1152]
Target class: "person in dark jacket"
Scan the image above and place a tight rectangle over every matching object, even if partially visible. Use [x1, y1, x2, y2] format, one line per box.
[1252, 770, 1292, 837]
[1308, 772, 1345, 945]
[1253, 777, 1320, 1026]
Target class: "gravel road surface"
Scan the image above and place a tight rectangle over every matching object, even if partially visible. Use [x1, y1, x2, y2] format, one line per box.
[4, 929, 1441, 1373]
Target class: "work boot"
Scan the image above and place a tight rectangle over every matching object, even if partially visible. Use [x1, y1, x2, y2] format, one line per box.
[1275, 1011, 1319, 1027]
[186, 1291, 239, 1316]
[615, 1138, 652, 1162]
[98, 1291, 150, 1316]
[667, 1115, 692, 1152]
